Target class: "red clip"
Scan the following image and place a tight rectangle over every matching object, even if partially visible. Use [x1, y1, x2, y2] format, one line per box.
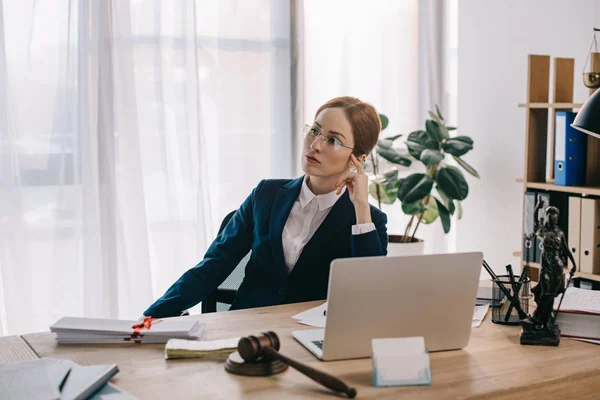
[131, 316, 157, 335]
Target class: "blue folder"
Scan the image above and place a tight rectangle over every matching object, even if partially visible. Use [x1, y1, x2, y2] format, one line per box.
[554, 111, 587, 186]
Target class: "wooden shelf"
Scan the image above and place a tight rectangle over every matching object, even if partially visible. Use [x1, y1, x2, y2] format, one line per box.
[522, 181, 600, 197]
[518, 102, 584, 109]
[522, 262, 600, 282]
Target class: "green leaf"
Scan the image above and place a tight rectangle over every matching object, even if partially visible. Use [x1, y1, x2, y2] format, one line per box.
[420, 149, 444, 166]
[402, 201, 427, 215]
[428, 111, 443, 126]
[397, 173, 434, 204]
[377, 147, 412, 167]
[406, 130, 438, 159]
[435, 105, 445, 122]
[385, 134, 403, 141]
[426, 120, 446, 143]
[421, 196, 439, 224]
[378, 139, 393, 149]
[435, 166, 469, 201]
[447, 126, 457, 131]
[453, 155, 480, 178]
[436, 185, 455, 215]
[457, 201, 463, 219]
[382, 168, 399, 181]
[443, 136, 474, 157]
[379, 114, 389, 131]
[434, 197, 452, 233]
[369, 181, 398, 205]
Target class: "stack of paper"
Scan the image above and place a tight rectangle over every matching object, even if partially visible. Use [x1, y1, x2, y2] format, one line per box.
[372, 337, 431, 387]
[290, 302, 327, 328]
[0, 358, 134, 400]
[164, 337, 240, 359]
[50, 317, 205, 344]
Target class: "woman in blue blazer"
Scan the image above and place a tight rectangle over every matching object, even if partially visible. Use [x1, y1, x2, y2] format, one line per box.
[144, 97, 388, 318]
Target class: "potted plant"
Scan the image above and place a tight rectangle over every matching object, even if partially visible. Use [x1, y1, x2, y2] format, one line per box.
[369, 106, 479, 256]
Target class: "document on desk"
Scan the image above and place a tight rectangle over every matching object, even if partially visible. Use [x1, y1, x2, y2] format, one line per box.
[291, 302, 489, 329]
[291, 302, 327, 328]
[472, 303, 490, 328]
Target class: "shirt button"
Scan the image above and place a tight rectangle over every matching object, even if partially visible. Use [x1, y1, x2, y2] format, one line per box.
[278, 288, 286, 296]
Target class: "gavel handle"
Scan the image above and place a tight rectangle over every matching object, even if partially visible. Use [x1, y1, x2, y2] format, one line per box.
[262, 347, 357, 398]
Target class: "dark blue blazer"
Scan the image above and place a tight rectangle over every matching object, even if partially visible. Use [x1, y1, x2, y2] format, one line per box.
[144, 176, 388, 318]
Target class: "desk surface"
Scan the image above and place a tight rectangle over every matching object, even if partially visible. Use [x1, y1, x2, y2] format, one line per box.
[3, 301, 600, 399]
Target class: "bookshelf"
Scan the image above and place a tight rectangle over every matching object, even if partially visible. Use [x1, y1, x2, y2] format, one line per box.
[517, 54, 600, 283]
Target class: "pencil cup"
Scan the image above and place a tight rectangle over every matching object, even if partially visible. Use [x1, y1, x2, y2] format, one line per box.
[491, 275, 530, 325]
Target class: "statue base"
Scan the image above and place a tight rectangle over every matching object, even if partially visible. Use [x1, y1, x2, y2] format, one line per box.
[519, 323, 561, 347]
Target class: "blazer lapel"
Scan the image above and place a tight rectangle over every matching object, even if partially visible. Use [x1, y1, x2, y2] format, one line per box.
[270, 177, 304, 273]
[293, 190, 355, 269]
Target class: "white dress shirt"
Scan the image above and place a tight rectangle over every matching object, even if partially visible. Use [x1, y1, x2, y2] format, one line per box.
[282, 175, 376, 273]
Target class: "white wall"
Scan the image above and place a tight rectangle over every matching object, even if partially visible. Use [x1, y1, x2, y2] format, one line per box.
[457, 0, 600, 275]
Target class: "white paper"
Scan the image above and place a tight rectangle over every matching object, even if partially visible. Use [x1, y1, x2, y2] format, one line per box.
[293, 301, 490, 329]
[291, 302, 327, 320]
[296, 316, 327, 328]
[472, 303, 490, 327]
[570, 338, 600, 345]
[51, 316, 205, 344]
[166, 337, 240, 352]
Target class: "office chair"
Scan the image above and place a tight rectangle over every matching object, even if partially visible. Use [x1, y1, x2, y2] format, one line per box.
[200, 210, 250, 313]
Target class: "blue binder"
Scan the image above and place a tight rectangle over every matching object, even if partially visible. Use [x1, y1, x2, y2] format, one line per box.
[554, 111, 587, 186]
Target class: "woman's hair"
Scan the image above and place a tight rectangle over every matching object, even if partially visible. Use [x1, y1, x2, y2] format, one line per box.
[314, 96, 381, 156]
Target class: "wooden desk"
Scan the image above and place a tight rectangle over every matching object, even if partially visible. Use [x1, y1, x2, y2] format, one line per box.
[3, 301, 600, 399]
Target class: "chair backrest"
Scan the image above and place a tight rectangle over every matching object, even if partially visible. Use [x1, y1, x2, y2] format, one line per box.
[201, 210, 250, 313]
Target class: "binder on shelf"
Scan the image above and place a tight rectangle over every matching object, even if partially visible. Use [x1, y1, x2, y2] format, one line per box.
[554, 111, 587, 186]
[523, 191, 537, 262]
[580, 198, 600, 274]
[568, 196, 582, 271]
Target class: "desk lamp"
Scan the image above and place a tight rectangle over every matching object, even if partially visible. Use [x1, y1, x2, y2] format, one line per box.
[572, 87, 600, 139]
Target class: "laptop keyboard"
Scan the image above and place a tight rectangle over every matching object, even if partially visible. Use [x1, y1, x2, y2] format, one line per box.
[312, 340, 324, 349]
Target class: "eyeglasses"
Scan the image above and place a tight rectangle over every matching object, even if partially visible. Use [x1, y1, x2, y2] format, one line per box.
[303, 124, 355, 153]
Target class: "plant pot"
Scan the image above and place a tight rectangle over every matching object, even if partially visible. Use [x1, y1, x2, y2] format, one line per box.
[387, 235, 425, 257]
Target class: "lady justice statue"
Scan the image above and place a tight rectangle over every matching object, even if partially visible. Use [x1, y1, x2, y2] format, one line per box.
[520, 196, 576, 346]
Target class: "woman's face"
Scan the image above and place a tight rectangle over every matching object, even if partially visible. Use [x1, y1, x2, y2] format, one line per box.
[301, 107, 357, 178]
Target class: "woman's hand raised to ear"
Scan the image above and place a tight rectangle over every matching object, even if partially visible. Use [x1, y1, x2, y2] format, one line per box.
[334, 154, 372, 224]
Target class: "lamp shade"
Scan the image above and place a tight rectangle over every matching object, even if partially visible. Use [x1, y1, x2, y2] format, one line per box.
[571, 88, 600, 139]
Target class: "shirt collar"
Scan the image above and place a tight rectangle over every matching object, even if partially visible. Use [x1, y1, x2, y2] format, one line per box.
[299, 175, 345, 210]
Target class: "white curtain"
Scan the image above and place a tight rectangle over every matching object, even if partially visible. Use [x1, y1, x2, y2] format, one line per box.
[302, 0, 455, 254]
[0, 0, 292, 335]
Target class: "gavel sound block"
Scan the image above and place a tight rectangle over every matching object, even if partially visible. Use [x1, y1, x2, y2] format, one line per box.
[225, 331, 357, 398]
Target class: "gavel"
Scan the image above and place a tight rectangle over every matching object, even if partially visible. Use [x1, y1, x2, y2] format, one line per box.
[237, 331, 357, 398]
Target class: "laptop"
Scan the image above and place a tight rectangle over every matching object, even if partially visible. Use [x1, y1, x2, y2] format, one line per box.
[292, 252, 483, 361]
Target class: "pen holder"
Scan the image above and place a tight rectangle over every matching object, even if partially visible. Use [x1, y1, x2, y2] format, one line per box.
[491, 275, 530, 325]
